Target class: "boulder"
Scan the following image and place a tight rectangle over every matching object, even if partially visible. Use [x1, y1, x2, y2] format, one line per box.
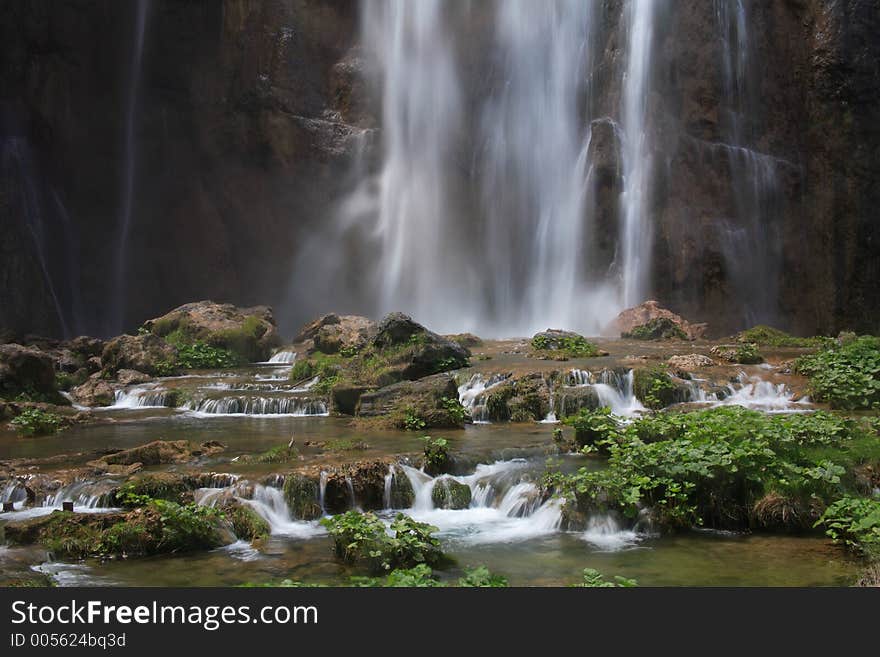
[101, 334, 178, 376]
[709, 344, 764, 365]
[0, 344, 58, 400]
[356, 373, 464, 428]
[555, 386, 601, 418]
[609, 300, 707, 340]
[484, 374, 551, 422]
[295, 313, 378, 354]
[141, 301, 281, 362]
[431, 478, 471, 509]
[70, 374, 117, 407]
[282, 474, 323, 520]
[622, 317, 688, 340]
[116, 369, 152, 386]
[65, 336, 105, 359]
[370, 313, 470, 380]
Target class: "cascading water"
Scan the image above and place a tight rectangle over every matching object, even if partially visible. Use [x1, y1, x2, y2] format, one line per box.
[457, 373, 510, 423]
[184, 396, 328, 417]
[713, 0, 785, 326]
[112, 0, 150, 334]
[398, 460, 564, 544]
[307, 1, 671, 337]
[619, 0, 658, 309]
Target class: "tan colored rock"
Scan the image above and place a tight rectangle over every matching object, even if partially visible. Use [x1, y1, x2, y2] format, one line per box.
[116, 369, 152, 386]
[89, 440, 225, 467]
[295, 313, 378, 354]
[608, 300, 708, 340]
[667, 354, 716, 371]
[70, 374, 117, 407]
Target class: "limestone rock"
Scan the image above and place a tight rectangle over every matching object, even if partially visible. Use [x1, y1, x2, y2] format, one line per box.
[101, 334, 178, 377]
[609, 301, 707, 340]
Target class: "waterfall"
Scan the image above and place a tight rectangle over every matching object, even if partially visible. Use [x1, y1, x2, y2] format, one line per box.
[112, 384, 176, 409]
[112, 0, 150, 334]
[184, 396, 328, 417]
[457, 372, 510, 423]
[714, 0, 783, 326]
[397, 460, 564, 543]
[479, 0, 614, 334]
[362, 0, 468, 330]
[620, 0, 658, 309]
[267, 351, 297, 364]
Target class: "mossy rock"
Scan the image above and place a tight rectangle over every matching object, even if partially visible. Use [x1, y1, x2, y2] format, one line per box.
[485, 375, 550, 422]
[222, 501, 271, 541]
[116, 472, 194, 505]
[431, 479, 471, 510]
[622, 317, 688, 340]
[388, 469, 415, 509]
[283, 474, 323, 520]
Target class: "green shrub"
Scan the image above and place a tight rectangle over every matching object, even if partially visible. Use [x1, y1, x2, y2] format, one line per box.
[577, 568, 638, 588]
[440, 396, 468, 424]
[10, 408, 64, 435]
[421, 436, 450, 474]
[563, 407, 622, 450]
[633, 366, 677, 409]
[175, 341, 241, 370]
[795, 335, 880, 410]
[458, 566, 509, 587]
[320, 511, 443, 574]
[403, 412, 427, 432]
[546, 406, 875, 531]
[815, 497, 880, 557]
[734, 342, 764, 364]
[531, 334, 599, 358]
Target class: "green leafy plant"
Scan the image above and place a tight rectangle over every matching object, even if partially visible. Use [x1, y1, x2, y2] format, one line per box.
[633, 365, 677, 409]
[175, 341, 241, 370]
[440, 396, 468, 424]
[458, 565, 509, 587]
[563, 407, 622, 450]
[403, 412, 427, 432]
[796, 335, 880, 410]
[815, 496, 880, 557]
[577, 568, 638, 588]
[546, 406, 878, 532]
[320, 511, 443, 574]
[531, 334, 599, 358]
[421, 435, 450, 474]
[10, 408, 64, 435]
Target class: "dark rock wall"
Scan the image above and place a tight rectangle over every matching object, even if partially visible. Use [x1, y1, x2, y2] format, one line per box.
[0, 0, 877, 338]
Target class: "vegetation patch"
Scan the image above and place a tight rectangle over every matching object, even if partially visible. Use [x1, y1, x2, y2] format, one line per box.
[633, 365, 678, 409]
[576, 568, 638, 588]
[737, 325, 825, 348]
[815, 496, 880, 558]
[546, 406, 880, 532]
[421, 436, 450, 475]
[795, 335, 880, 410]
[531, 332, 600, 359]
[9, 407, 65, 435]
[320, 511, 444, 574]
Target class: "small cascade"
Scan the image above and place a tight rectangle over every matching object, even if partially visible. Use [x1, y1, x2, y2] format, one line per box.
[457, 373, 509, 423]
[592, 369, 645, 418]
[344, 476, 359, 511]
[1, 480, 28, 511]
[267, 351, 296, 364]
[540, 374, 559, 423]
[581, 513, 641, 550]
[566, 369, 593, 386]
[196, 482, 323, 538]
[112, 385, 176, 409]
[397, 459, 563, 544]
[318, 471, 328, 515]
[184, 396, 328, 416]
[43, 480, 118, 510]
[383, 465, 395, 510]
[684, 372, 811, 413]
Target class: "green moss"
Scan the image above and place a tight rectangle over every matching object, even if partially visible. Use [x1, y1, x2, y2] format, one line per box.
[623, 318, 687, 340]
[737, 325, 825, 348]
[324, 438, 370, 452]
[282, 475, 322, 520]
[226, 504, 270, 541]
[531, 334, 599, 358]
[431, 479, 471, 509]
[633, 366, 677, 409]
[117, 474, 192, 504]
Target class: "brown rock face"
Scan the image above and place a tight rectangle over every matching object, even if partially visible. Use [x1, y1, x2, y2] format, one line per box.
[0, 343, 57, 399]
[608, 301, 708, 340]
[70, 374, 116, 407]
[295, 313, 377, 354]
[101, 333, 177, 376]
[90, 439, 225, 467]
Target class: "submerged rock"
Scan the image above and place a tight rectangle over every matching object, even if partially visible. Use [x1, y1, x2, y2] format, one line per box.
[431, 478, 471, 510]
[141, 300, 281, 362]
[609, 300, 707, 340]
